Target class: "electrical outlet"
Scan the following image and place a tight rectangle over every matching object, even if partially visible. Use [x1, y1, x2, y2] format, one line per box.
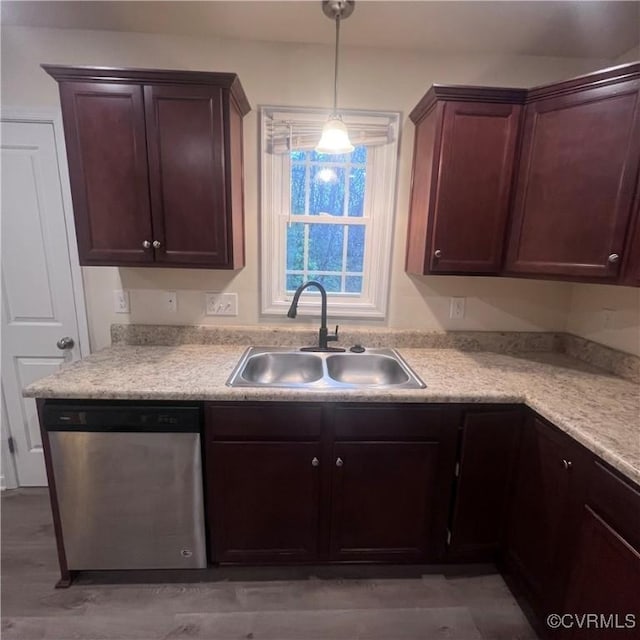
[205, 292, 238, 316]
[602, 308, 614, 329]
[163, 291, 178, 313]
[449, 297, 466, 320]
[113, 290, 130, 314]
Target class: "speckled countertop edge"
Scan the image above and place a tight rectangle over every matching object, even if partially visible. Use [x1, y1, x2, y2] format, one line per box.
[23, 345, 640, 486]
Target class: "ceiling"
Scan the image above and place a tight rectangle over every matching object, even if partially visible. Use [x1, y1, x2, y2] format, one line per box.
[1, 1, 638, 59]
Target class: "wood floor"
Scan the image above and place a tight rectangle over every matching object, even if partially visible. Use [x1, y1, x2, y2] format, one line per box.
[1, 488, 539, 640]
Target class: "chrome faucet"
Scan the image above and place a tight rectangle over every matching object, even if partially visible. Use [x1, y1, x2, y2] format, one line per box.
[287, 281, 345, 352]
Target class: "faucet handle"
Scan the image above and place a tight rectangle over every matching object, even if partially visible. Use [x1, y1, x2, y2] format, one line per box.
[328, 325, 339, 342]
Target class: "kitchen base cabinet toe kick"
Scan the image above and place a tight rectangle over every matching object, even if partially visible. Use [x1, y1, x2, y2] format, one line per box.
[37, 400, 640, 639]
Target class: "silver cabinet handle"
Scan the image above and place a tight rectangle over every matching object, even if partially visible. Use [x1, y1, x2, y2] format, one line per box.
[311, 457, 319, 467]
[142, 240, 151, 249]
[152, 240, 161, 249]
[608, 253, 619, 264]
[562, 459, 572, 470]
[56, 336, 75, 350]
[336, 457, 343, 467]
[434, 249, 442, 258]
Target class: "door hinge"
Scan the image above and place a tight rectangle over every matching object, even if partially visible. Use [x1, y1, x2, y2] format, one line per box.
[446, 529, 452, 546]
[454, 462, 460, 477]
[7, 436, 15, 454]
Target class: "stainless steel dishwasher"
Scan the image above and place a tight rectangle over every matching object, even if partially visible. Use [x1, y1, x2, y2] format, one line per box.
[44, 404, 207, 570]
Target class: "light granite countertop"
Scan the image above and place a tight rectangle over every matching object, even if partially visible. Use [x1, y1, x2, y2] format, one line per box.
[23, 345, 640, 486]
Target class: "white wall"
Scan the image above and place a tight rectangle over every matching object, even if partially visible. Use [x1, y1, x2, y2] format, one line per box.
[2, 26, 631, 352]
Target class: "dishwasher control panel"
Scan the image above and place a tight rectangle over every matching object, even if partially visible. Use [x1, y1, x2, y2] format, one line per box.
[43, 405, 201, 432]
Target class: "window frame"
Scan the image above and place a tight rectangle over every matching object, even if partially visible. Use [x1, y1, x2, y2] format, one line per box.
[260, 106, 400, 319]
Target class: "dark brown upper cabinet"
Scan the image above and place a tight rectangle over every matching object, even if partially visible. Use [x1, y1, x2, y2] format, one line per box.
[407, 63, 640, 287]
[407, 87, 524, 275]
[506, 65, 640, 280]
[43, 65, 250, 269]
[621, 193, 640, 286]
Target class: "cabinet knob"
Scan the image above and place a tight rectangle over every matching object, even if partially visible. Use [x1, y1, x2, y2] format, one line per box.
[434, 249, 442, 258]
[335, 457, 344, 467]
[311, 457, 319, 467]
[562, 459, 572, 470]
[142, 240, 151, 249]
[608, 253, 619, 264]
[152, 240, 161, 249]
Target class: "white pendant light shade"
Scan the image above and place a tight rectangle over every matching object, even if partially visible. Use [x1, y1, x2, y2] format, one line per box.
[316, 1, 356, 155]
[315, 116, 354, 154]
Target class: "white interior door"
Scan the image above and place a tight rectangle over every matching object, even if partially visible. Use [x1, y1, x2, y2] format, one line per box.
[1, 117, 88, 486]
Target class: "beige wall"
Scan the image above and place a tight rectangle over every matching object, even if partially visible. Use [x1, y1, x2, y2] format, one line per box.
[3, 26, 636, 353]
[567, 285, 640, 357]
[615, 45, 640, 65]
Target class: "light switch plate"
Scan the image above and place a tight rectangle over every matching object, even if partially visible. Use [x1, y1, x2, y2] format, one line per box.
[113, 290, 130, 314]
[205, 292, 238, 316]
[449, 297, 466, 320]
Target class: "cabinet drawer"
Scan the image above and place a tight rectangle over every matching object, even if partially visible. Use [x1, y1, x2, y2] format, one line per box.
[206, 403, 322, 439]
[587, 460, 640, 552]
[333, 405, 456, 440]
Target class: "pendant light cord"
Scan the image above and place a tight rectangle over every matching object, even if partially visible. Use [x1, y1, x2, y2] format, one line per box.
[333, 12, 341, 113]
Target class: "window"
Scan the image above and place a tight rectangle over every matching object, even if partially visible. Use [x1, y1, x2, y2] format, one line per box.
[261, 107, 400, 318]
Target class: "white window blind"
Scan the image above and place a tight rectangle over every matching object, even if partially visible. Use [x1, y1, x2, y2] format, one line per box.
[263, 107, 398, 154]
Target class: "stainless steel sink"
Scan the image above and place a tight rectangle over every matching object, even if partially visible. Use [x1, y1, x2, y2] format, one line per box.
[240, 352, 324, 384]
[227, 347, 426, 389]
[326, 353, 410, 386]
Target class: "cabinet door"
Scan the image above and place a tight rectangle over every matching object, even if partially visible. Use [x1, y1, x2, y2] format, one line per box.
[506, 80, 640, 279]
[429, 102, 521, 274]
[207, 441, 321, 563]
[144, 84, 231, 267]
[448, 410, 521, 561]
[621, 195, 640, 286]
[59, 82, 154, 265]
[506, 417, 578, 612]
[564, 506, 640, 639]
[329, 442, 442, 562]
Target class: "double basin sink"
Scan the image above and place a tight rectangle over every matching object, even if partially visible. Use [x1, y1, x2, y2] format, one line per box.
[227, 347, 426, 389]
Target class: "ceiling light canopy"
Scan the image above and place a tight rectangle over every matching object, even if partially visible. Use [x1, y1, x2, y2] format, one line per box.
[316, 0, 355, 155]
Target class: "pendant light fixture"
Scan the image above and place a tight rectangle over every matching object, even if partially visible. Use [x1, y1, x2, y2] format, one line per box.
[316, 0, 355, 155]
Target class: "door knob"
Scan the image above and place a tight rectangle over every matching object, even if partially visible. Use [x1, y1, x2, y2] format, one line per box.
[56, 337, 75, 350]
[562, 459, 572, 470]
[434, 249, 442, 258]
[336, 457, 344, 467]
[311, 457, 319, 467]
[152, 240, 161, 249]
[142, 240, 151, 249]
[608, 253, 619, 264]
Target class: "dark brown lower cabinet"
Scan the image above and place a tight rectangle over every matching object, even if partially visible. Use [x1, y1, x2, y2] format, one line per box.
[504, 415, 591, 617]
[205, 402, 458, 565]
[563, 507, 640, 639]
[208, 441, 322, 563]
[203, 400, 640, 639]
[330, 441, 441, 561]
[562, 461, 640, 639]
[330, 405, 459, 562]
[448, 408, 522, 561]
[205, 403, 324, 564]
